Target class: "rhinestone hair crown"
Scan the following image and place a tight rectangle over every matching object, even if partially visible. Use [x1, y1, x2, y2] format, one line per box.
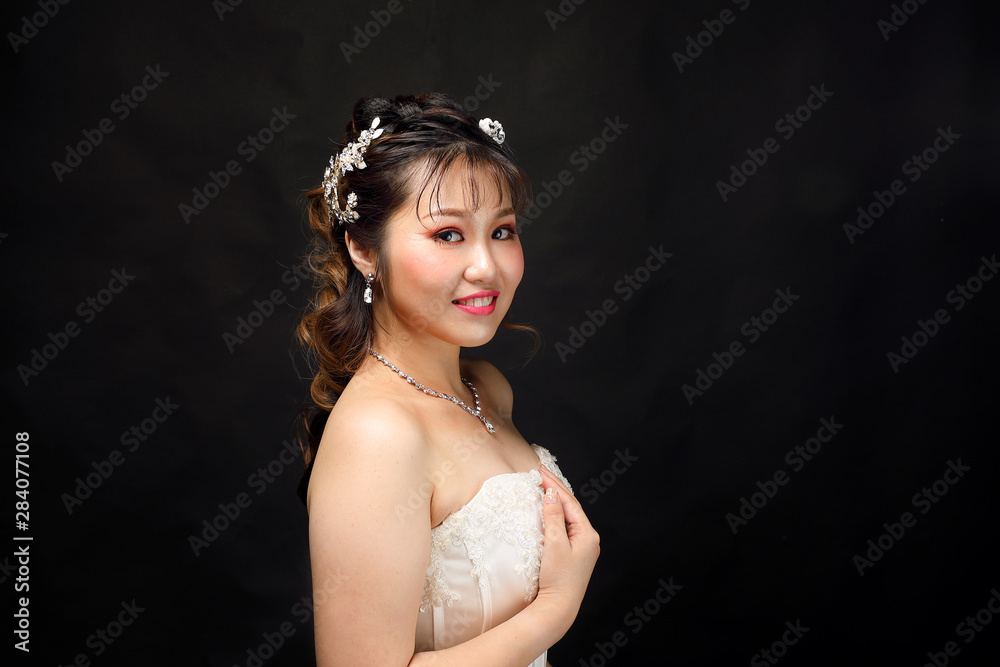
[322, 116, 384, 226]
[322, 114, 506, 226]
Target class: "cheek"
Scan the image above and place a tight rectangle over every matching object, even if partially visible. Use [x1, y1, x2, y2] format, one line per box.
[394, 249, 451, 295]
[503, 244, 525, 288]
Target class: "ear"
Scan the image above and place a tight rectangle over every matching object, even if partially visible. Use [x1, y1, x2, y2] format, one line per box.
[344, 231, 376, 277]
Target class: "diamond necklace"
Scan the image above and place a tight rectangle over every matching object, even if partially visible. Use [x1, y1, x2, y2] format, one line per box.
[367, 347, 496, 434]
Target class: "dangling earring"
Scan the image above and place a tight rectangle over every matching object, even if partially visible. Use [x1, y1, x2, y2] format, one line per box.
[363, 272, 374, 304]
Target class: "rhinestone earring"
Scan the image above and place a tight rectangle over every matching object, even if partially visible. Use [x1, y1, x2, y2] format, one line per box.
[363, 272, 374, 304]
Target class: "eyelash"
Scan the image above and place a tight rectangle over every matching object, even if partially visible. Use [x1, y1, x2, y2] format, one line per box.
[433, 225, 517, 245]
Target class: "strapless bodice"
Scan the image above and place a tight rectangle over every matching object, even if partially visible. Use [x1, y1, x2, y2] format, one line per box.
[414, 444, 572, 667]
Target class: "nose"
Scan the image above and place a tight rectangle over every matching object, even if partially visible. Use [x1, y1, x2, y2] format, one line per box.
[464, 239, 499, 283]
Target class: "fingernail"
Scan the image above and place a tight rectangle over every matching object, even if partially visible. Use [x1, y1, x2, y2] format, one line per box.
[545, 487, 558, 503]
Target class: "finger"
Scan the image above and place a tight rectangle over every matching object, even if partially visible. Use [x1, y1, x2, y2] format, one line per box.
[539, 466, 582, 517]
[547, 484, 596, 549]
[538, 464, 574, 497]
[539, 466, 594, 531]
[541, 483, 569, 547]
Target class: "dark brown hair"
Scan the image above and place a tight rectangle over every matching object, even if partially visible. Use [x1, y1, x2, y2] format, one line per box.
[295, 93, 538, 504]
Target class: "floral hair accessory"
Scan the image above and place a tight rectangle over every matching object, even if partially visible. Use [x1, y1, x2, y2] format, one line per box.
[322, 116, 384, 226]
[478, 118, 505, 145]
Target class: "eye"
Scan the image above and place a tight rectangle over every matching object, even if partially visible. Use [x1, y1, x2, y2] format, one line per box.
[434, 229, 464, 244]
[493, 225, 517, 240]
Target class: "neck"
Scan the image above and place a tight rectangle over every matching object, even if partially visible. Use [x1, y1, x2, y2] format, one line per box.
[366, 332, 470, 399]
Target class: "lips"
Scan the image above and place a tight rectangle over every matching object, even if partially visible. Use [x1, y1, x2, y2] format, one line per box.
[452, 290, 499, 306]
[452, 290, 499, 315]
[453, 295, 496, 307]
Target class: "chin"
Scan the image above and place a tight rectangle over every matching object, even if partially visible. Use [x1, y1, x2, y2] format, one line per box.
[446, 316, 506, 348]
[456, 331, 499, 348]
[439, 321, 500, 348]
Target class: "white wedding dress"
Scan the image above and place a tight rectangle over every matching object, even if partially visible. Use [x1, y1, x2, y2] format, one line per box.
[414, 444, 572, 666]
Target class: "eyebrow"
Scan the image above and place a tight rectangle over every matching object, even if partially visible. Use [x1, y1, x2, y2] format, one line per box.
[420, 207, 516, 221]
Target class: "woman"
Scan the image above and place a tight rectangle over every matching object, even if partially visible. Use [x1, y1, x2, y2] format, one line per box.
[296, 93, 599, 666]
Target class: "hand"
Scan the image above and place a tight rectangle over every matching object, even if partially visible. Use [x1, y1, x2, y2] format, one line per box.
[534, 465, 600, 636]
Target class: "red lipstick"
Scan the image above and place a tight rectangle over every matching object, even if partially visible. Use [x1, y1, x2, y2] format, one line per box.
[452, 290, 499, 315]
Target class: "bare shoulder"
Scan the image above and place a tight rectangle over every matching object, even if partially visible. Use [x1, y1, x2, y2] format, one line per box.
[461, 357, 513, 409]
[307, 392, 430, 511]
[327, 391, 426, 443]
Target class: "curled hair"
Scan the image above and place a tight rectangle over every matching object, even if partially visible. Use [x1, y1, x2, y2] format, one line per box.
[295, 93, 539, 504]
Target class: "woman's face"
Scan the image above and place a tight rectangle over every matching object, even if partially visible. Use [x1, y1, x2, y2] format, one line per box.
[377, 162, 524, 349]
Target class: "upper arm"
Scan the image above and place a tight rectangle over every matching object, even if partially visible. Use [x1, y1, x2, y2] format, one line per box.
[307, 398, 432, 666]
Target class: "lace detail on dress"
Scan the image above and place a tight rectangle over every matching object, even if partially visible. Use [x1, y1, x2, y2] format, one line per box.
[535, 444, 573, 495]
[420, 445, 568, 612]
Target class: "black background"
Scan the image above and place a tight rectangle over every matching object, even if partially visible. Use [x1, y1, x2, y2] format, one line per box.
[5, 0, 1000, 665]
